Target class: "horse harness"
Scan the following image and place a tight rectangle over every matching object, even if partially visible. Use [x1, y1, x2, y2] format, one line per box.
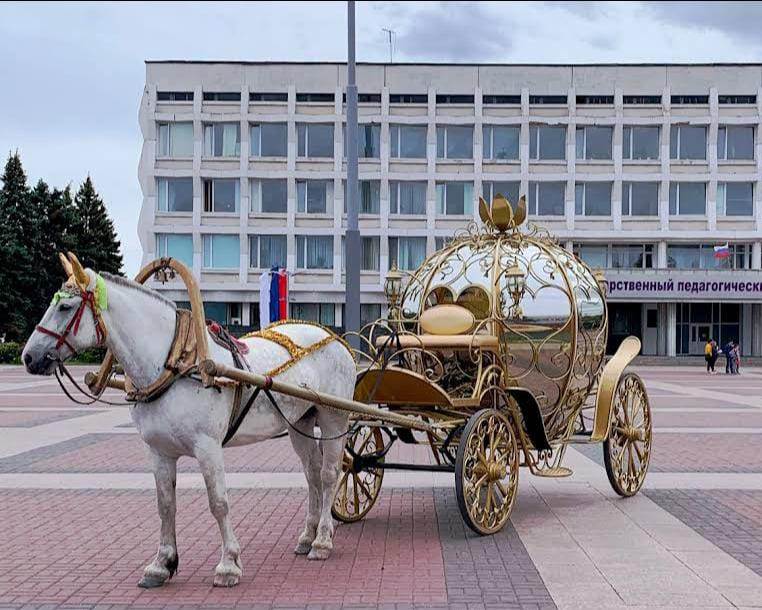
[36, 283, 107, 356]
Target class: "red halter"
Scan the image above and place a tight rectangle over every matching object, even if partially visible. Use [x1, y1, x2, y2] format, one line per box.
[36, 289, 106, 356]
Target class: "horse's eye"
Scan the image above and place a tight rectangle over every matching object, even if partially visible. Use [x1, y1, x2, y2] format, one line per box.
[59, 302, 73, 312]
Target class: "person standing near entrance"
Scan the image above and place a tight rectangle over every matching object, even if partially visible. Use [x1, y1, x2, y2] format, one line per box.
[704, 339, 714, 373]
[710, 340, 719, 373]
[724, 339, 735, 374]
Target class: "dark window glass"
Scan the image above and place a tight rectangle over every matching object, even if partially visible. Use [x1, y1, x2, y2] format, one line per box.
[576, 95, 614, 105]
[436, 94, 474, 104]
[623, 95, 662, 104]
[157, 91, 193, 102]
[483, 95, 521, 104]
[296, 93, 335, 102]
[249, 92, 288, 102]
[203, 91, 241, 102]
[719, 95, 757, 104]
[389, 93, 428, 104]
[671, 95, 709, 105]
[529, 95, 567, 104]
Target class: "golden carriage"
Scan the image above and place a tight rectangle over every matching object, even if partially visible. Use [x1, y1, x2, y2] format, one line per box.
[331, 194, 652, 535]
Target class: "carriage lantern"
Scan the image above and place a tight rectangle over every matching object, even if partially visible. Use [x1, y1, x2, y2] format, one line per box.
[504, 264, 525, 319]
[384, 263, 404, 315]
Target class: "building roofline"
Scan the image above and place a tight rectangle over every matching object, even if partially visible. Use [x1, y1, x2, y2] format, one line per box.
[144, 60, 762, 68]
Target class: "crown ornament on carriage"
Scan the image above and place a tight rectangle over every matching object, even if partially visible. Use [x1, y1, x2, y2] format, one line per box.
[478, 193, 527, 233]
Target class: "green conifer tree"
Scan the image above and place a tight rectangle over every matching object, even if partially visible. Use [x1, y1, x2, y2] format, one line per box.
[70, 176, 123, 275]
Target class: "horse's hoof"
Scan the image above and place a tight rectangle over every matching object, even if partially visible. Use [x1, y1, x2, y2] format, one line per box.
[294, 541, 312, 555]
[307, 546, 331, 560]
[213, 572, 241, 587]
[137, 575, 166, 589]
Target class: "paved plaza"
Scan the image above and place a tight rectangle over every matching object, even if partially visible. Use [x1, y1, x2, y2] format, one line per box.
[2, 366, 762, 609]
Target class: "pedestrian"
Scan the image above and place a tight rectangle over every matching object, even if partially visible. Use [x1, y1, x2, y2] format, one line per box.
[710, 339, 718, 373]
[734, 342, 741, 374]
[724, 339, 735, 374]
[704, 338, 714, 373]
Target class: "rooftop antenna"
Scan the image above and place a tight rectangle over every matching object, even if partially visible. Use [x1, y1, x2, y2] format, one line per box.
[382, 28, 395, 63]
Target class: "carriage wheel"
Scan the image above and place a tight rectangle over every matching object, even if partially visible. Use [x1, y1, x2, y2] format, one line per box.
[455, 409, 519, 535]
[332, 425, 384, 523]
[603, 373, 652, 497]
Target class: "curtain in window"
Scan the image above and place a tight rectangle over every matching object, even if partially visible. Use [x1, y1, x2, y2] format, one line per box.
[260, 236, 287, 268]
[166, 235, 193, 267]
[360, 181, 380, 214]
[206, 235, 239, 268]
[170, 123, 193, 157]
[306, 236, 333, 269]
[222, 124, 239, 156]
[397, 238, 426, 270]
[361, 237, 380, 271]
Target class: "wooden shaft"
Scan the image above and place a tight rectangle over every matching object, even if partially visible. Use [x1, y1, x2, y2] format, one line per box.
[84, 371, 125, 392]
[201, 359, 436, 433]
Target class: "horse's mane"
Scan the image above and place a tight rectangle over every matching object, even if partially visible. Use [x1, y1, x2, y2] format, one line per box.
[101, 272, 177, 310]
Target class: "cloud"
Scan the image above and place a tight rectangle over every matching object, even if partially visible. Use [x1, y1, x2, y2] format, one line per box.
[644, 1, 762, 46]
[390, 2, 513, 61]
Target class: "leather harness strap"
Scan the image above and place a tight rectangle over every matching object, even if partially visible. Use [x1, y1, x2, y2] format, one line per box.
[36, 288, 106, 356]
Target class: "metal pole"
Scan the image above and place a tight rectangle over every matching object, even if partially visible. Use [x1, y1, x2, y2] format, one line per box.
[345, 0, 361, 344]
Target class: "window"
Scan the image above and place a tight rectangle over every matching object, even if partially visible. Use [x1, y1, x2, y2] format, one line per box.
[250, 179, 287, 214]
[623, 126, 660, 160]
[203, 179, 239, 213]
[622, 182, 659, 216]
[297, 180, 333, 214]
[389, 93, 427, 104]
[669, 182, 706, 215]
[292, 303, 335, 327]
[719, 95, 757, 105]
[530, 125, 566, 160]
[157, 178, 193, 212]
[530, 95, 567, 104]
[203, 123, 240, 157]
[623, 95, 662, 105]
[157, 91, 193, 102]
[342, 236, 380, 271]
[670, 125, 706, 160]
[482, 125, 519, 160]
[483, 95, 521, 105]
[576, 126, 612, 160]
[528, 182, 565, 216]
[668, 244, 750, 270]
[204, 302, 233, 325]
[343, 124, 380, 158]
[296, 92, 334, 102]
[575, 183, 612, 216]
[389, 237, 426, 270]
[361, 304, 382, 326]
[435, 236, 452, 250]
[341, 93, 382, 104]
[436, 182, 473, 215]
[671, 95, 708, 105]
[573, 244, 608, 268]
[158, 122, 193, 157]
[249, 235, 287, 268]
[203, 92, 241, 102]
[390, 181, 427, 215]
[436, 125, 473, 159]
[717, 126, 754, 160]
[717, 182, 753, 217]
[390, 124, 427, 158]
[297, 123, 334, 158]
[483, 181, 520, 205]
[250, 123, 287, 157]
[155, 234, 193, 268]
[344, 180, 380, 214]
[202, 234, 239, 269]
[296, 235, 333, 269]
[610, 244, 654, 269]
[576, 95, 614, 105]
[249, 92, 288, 102]
[436, 94, 474, 104]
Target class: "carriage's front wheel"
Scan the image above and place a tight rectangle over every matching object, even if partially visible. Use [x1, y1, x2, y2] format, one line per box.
[603, 372, 652, 497]
[455, 409, 519, 535]
[332, 425, 384, 523]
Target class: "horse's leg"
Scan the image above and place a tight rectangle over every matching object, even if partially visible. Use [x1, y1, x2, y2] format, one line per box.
[138, 450, 179, 588]
[308, 410, 350, 560]
[195, 436, 242, 587]
[286, 410, 323, 555]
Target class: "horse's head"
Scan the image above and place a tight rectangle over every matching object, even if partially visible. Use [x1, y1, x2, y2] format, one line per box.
[23, 252, 107, 375]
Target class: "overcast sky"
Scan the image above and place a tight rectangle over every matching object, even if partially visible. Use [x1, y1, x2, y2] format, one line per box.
[2, 1, 762, 275]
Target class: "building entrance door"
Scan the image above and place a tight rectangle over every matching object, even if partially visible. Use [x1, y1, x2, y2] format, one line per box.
[690, 324, 711, 355]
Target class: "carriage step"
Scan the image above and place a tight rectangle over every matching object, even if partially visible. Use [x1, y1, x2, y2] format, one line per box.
[533, 466, 573, 478]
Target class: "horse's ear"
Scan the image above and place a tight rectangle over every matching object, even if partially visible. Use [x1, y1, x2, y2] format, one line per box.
[67, 252, 90, 290]
[58, 252, 73, 278]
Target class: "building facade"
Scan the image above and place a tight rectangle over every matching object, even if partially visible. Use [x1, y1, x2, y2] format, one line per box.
[139, 61, 762, 357]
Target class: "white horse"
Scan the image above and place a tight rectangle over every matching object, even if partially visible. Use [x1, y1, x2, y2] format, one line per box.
[22, 254, 355, 588]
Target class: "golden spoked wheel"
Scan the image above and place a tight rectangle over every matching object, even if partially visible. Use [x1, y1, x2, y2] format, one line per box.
[455, 408, 519, 535]
[331, 425, 384, 523]
[603, 372, 652, 497]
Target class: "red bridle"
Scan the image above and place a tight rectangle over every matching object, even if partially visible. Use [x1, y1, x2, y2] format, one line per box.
[36, 289, 106, 356]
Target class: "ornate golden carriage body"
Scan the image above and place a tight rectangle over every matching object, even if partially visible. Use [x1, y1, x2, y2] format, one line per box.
[334, 195, 652, 535]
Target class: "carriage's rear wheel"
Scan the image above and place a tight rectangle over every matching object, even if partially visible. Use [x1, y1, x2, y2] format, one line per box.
[603, 372, 652, 497]
[455, 409, 519, 535]
[332, 425, 384, 523]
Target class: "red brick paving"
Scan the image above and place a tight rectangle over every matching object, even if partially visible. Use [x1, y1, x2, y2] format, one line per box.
[653, 411, 762, 428]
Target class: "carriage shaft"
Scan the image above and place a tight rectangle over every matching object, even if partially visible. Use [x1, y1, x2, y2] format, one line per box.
[200, 360, 436, 434]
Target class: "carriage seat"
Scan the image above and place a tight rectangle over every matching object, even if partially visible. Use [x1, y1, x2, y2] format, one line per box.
[377, 304, 499, 351]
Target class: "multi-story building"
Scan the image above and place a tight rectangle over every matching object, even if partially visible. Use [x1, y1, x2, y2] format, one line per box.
[139, 61, 762, 357]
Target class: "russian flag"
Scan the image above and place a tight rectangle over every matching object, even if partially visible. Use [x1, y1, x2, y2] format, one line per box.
[714, 243, 730, 259]
[259, 268, 288, 329]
